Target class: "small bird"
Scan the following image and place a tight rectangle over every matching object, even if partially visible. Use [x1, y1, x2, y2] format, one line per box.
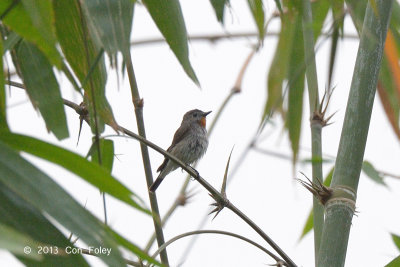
[149, 109, 211, 192]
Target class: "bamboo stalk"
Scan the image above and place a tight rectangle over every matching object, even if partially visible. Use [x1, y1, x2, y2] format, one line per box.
[318, 1, 393, 266]
[301, 0, 323, 262]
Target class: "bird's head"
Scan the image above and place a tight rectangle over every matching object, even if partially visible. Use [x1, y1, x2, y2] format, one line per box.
[182, 109, 212, 128]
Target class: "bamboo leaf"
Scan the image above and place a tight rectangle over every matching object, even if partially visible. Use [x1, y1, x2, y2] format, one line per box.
[210, 0, 229, 23]
[286, 15, 305, 164]
[88, 138, 115, 173]
[391, 233, 400, 251]
[3, 31, 21, 52]
[0, 132, 149, 215]
[0, 37, 7, 131]
[0, 141, 127, 266]
[299, 209, 314, 240]
[0, 0, 61, 67]
[385, 255, 400, 267]
[0, 223, 43, 261]
[262, 13, 296, 123]
[311, 0, 331, 39]
[0, 184, 88, 266]
[247, 0, 265, 41]
[54, 0, 117, 134]
[81, 0, 134, 57]
[142, 0, 199, 85]
[361, 161, 386, 186]
[345, 0, 368, 33]
[14, 41, 69, 140]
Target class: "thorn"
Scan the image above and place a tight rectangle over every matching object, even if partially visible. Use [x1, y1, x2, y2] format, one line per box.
[296, 173, 332, 205]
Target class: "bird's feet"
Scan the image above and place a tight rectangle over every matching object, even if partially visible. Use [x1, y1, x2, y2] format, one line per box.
[186, 164, 200, 180]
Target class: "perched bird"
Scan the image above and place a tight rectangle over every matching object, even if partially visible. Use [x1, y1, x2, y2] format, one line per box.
[149, 109, 211, 192]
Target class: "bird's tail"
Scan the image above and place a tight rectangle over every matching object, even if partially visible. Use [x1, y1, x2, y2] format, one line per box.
[149, 173, 165, 192]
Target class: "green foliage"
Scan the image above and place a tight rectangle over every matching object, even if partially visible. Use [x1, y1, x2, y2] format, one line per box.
[142, 0, 199, 85]
[0, 132, 149, 214]
[362, 161, 387, 186]
[13, 40, 69, 140]
[392, 233, 400, 251]
[81, 0, 134, 57]
[0, 0, 61, 67]
[247, 0, 265, 41]
[210, 0, 229, 23]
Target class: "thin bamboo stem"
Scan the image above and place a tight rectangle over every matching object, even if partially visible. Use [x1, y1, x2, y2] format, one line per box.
[125, 51, 169, 266]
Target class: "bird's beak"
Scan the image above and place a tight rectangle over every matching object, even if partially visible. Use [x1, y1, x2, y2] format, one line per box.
[203, 111, 212, 117]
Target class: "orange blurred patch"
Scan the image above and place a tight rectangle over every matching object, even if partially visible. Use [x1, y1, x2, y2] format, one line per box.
[200, 117, 206, 127]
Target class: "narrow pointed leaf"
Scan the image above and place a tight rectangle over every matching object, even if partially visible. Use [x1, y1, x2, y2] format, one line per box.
[142, 0, 199, 85]
[247, 0, 265, 41]
[0, 185, 88, 266]
[361, 161, 386, 186]
[0, 132, 149, 215]
[0, 0, 61, 67]
[0, 223, 43, 261]
[0, 141, 126, 266]
[262, 13, 296, 122]
[286, 15, 305, 164]
[82, 0, 134, 57]
[88, 138, 115, 173]
[392, 233, 400, 251]
[0, 38, 7, 131]
[210, 0, 229, 23]
[386, 255, 400, 267]
[14, 41, 69, 140]
[311, 0, 331, 39]
[54, 0, 118, 134]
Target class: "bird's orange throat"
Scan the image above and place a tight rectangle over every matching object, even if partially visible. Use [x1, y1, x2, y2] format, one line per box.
[200, 117, 207, 128]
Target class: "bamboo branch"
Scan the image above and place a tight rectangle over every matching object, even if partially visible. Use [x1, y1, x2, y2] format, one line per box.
[301, 0, 323, 262]
[124, 51, 170, 266]
[151, 230, 286, 266]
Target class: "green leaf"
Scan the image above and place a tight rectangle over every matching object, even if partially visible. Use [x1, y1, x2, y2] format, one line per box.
[299, 209, 314, 240]
[286, 14, 305, 164]
[0, 37, 7, 131]
[3, 31, 21, 52]
[0, 223, 43, 261]
[385, 255, 400, 267]
[0, 140, 126, 266]
[362, 161, 386, 186]
[345, 0, 367, 33]
[0, 0, 61, 67]
[311, 0, 331, 39]
[142, 0, 199, 85]
[299, 167, 334, 240]
[0, 132, 149, 215]
[111, 230, 161, 266]
[54, 0, 118, 134]
[88, 138, 115, 173]
[14, 41, 69, 140]
[247, 0, 265, 41]
[210, 0, 229, 23]
[274, 0, 284, 15]
[82, 0, 134, 57]
[391, 233, 400, 251]
[0, 184, 88, 266]
[262, 13, 297, 123]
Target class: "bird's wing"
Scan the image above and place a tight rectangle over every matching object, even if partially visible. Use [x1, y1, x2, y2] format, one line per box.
[157, 124, 189, 172]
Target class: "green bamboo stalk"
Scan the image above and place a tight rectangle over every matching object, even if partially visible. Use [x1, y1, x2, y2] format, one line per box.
[125, 52, 170, 266]
[318, 1, 393, 266]
[301, 0, 323, 262]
